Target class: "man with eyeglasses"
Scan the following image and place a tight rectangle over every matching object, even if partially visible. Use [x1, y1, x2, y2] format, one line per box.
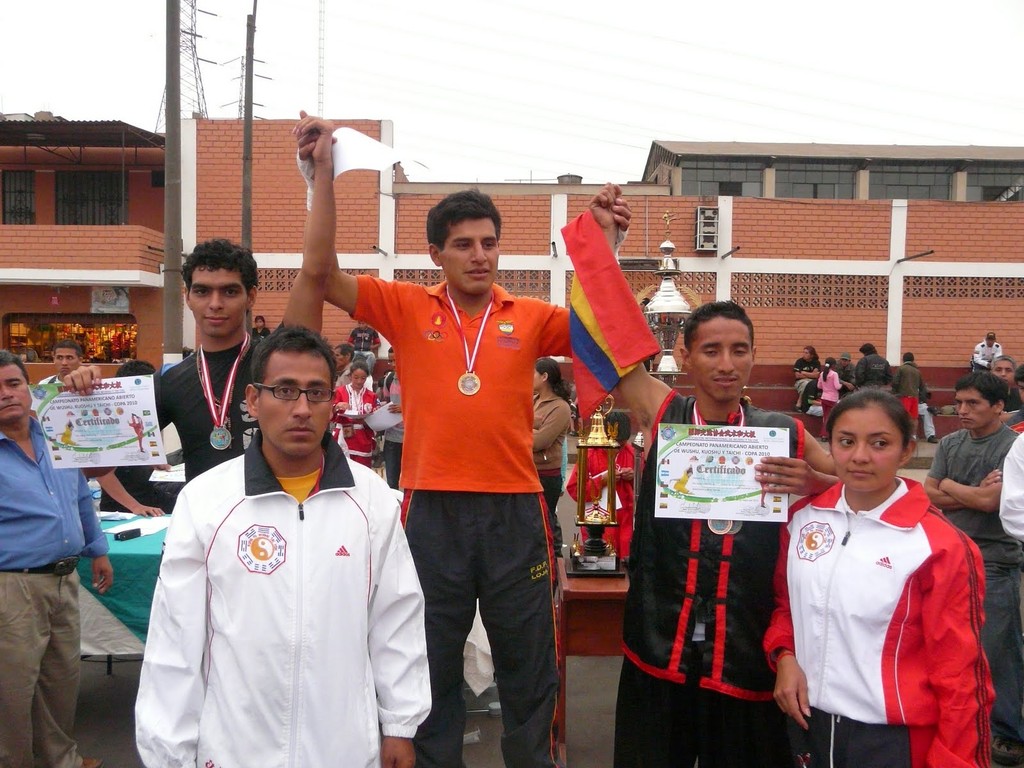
[137, 326, 429, 768]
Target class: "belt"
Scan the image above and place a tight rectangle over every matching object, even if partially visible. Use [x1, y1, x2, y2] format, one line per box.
[1, 556, 80, 576]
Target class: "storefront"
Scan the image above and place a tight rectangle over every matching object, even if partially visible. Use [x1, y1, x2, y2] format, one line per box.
[5, 312, 138, 362]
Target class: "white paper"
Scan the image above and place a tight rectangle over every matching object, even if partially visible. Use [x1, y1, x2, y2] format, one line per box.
[149, 464, 186, 483]
[31, 376, 166, 469]
[105, 517, 171, 537]
[99, 511, 139, 521]
[364, 405, 403, 432]
[331, 128, 401, 176]
[655, 424, 790, 522]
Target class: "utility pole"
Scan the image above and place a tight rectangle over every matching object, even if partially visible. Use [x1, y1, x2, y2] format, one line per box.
[163, 0, 184, 359]
[241, 0, 257, 249]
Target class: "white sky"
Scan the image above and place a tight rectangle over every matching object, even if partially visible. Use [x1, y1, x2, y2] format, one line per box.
[3, 0, 1023, 183]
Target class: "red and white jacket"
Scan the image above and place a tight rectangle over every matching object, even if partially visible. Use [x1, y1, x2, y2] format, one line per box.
[765, 479, 993, 768]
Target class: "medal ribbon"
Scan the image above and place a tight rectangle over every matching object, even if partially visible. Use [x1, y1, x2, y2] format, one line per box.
[444, 286, 493, 378]
[692, 402, 745, 427]
[197, 334, 251, 431]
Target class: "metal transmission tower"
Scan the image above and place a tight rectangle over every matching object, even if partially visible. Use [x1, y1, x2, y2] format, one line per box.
[156, 0, 210, 131]
[318, 0, 326, 114]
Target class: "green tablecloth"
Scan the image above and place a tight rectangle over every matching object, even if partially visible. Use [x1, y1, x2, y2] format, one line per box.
[77, 519, 166, 654]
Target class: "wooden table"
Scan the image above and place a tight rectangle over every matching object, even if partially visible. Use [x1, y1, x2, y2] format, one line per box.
[556, 558, 629, 764]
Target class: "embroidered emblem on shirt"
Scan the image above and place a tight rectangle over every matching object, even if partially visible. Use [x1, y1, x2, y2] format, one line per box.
[498, 320, 514, 334]
[335, 545, 350, 557]
[424, 329, 446, 342]
[876, 556, 893, 569]
[430, 312, 447, 328]
[796, 521, 835, 562]
[237, 524, 287, 574]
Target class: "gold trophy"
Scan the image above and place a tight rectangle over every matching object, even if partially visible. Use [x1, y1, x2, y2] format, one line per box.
[568, 398, 626, 577]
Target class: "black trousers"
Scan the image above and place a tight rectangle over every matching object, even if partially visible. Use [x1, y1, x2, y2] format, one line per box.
[786, 707, 911, 768]
[613, 655, 790, 768]
[538, 473, 565, 555]
[405, 490, 559, 768]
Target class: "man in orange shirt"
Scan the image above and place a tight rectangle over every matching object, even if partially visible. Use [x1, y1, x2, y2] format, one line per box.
[288, 114, 630, 768]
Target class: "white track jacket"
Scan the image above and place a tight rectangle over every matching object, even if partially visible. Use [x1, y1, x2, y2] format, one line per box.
[136, 436, 430, 768]
[765, 479, 992, 768]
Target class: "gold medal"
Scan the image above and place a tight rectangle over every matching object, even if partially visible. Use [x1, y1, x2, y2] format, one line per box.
[458, 372, 481, 396]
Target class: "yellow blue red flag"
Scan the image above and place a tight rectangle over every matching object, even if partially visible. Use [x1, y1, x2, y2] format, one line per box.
[562, 212, 659, 417]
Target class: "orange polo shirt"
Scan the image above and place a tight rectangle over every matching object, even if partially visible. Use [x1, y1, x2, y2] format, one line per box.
[355, 276, 570, 492]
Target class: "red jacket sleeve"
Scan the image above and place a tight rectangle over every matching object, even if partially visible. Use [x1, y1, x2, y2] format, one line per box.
[918, 523, 993, 767]
[763, 500, 809, 669]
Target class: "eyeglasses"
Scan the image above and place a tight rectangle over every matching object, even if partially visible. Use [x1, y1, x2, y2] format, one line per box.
[253, 383, 334, 403]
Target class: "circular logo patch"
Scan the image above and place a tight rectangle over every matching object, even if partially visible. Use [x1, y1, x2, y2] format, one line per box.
[796, 521, 835, 562]
[237, 524, 287, 574]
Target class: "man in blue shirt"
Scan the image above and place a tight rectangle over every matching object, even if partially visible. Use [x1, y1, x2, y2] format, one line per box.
[0, 350, 113, 768]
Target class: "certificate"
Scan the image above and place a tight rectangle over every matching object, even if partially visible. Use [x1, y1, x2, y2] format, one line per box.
[654, 424, 790, 522]
[31, 376, 167, 469]
[364, 405, 403, 433]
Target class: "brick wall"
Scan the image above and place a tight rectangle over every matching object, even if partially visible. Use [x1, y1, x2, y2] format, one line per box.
[907, 200, 1024, 262]
[195, 119, 382, 254]
[0, 225, 164, 271]
[395, 192, 551, 254]
[746, 305, 889, 365]
[734, 198, 892, 261]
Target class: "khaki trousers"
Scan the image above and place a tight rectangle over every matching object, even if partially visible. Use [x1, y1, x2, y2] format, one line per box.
[0, 570, 83, 768]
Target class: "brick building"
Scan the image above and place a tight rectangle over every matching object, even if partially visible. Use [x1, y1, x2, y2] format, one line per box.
[3, 115, 1023, 385]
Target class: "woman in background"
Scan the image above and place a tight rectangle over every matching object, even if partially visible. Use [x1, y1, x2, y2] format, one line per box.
[816, 357, 841, 441]
[532, 357, 572, 556]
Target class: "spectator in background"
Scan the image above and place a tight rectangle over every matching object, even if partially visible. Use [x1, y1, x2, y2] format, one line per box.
[793, 345, 821, 410]
[973, 331, 1003, 371]
[533, 357, 572, 556]
[378, 368, 404, 490]
[925, 371, 1023, 767]
[816, 357, 841, 440]
[39, 339, 84, 385]
[1007, 365, 1024, 434]
[251, 314, 271, 342]
[333, 342, 355, 387]
[332, 359, 377, 467]
[992, 355, 1021, 415]
[835, 351, 857, 398]
[854, 343, 892, 389]
[892, 352, 926, 433]
[349, 319, 381, 376]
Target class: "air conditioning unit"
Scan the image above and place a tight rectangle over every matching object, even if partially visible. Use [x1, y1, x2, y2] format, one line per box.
[695, 206, 718, 252]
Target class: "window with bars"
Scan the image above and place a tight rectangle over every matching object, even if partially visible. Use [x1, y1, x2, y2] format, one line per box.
[2, 170, 35, 224]
[55, 171, 124, 225]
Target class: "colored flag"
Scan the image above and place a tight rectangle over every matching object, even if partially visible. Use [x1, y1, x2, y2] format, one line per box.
[563, 212, 659, 417]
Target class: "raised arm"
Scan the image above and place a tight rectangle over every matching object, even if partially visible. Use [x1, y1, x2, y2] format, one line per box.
[285, 112, 359, 328]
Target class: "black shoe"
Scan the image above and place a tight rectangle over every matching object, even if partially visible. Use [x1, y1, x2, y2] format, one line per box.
[993, 737, 1024, 766]
[927, 436, 938, 443]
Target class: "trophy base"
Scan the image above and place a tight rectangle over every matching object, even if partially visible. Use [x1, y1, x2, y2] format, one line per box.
[566, 551, 625, 578]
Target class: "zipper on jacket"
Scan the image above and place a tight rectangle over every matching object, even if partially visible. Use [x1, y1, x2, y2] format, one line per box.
[817, 512, 861, 699]
[288, 501, 305, 766]
[298, 501, 304, 521]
